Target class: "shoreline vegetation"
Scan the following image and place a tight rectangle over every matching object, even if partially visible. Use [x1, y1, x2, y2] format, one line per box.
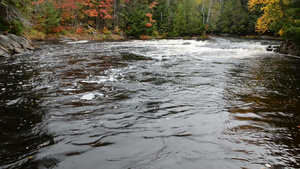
[0, 0, 299, 56]
[24, 28, 281, 42]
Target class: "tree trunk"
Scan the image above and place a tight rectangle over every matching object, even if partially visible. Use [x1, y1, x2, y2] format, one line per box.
[206, 0, 212, 24]
[202, 0, 205, 25]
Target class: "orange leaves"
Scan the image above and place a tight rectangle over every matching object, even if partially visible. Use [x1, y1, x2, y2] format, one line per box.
[76, 27, 84, 34]
[51, 25, 64, 33]
[82, 0, 113, 20]
[145, 13, 156, 23]
[145, 22, 152, 27]
[149, 0, 158, 9]
[145, 13, 152, 18]
[140, 35, 148, 40]
[84, 9, 99, 17]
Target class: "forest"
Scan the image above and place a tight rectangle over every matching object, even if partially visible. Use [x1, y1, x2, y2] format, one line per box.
[0, 0, 299, 43]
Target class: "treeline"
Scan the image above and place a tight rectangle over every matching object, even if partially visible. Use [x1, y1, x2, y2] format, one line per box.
[0, 0, 299, 42]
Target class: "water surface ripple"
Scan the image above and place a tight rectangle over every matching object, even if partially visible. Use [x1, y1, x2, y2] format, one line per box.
[0, 37, 299, 169]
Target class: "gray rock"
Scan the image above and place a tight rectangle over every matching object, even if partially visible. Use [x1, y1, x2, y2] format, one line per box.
[182, 42, 191, 45]
[13, 47, 24, 54]
[7, 34, 34, 50]
[0, 33, 34, 57]
[0, 35, 16, 51]
[279, 41, 300, 56]
[0, 45, 11, 57]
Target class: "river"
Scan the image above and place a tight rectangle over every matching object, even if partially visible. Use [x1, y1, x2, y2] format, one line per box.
[0, 37, 299, 169]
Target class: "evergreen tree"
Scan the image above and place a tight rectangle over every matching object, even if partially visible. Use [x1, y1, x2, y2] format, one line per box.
[41, 1, 61, 35]
[216, 0, 256, 35]
[125, 2, 157, 38]
[173, 0, 203, 36]
[173, 2, 187, 36]
[276, 0, 300, 43]
[152, 0, 173, 36]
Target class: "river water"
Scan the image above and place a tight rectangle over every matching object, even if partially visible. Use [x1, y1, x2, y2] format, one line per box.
[0, 37, 299, 169]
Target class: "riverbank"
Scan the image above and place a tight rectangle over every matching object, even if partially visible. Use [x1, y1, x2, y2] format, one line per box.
[24, 31, 126, 41]
[2, 30, 299, 57]
[24, 30, 281, 42]
[0, 32, 35, 57]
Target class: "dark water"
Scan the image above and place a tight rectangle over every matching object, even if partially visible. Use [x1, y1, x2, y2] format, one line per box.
[0, 37, 299, 169]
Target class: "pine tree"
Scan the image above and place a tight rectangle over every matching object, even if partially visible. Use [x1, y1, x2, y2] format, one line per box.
[42, 1, 61, 35]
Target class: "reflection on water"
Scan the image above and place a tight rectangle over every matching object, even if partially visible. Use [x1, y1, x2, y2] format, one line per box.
[0, 38, 299, 169]
[224, 55, 300, 167]
[0, 57, 53, 168]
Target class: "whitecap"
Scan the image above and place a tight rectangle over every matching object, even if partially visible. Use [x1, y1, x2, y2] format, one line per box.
[80, 92, 104, 100]
[67, 40, 89, 44]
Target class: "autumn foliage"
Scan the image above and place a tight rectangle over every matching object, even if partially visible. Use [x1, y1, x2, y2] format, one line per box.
[248, 0, 300, 43]
[248, 0, 289, 34]
[5, 0, 298, 41]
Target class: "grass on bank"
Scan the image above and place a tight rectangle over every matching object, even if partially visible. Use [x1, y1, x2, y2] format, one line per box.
[23, 24, 212, 41]
[23, 26, 126, 41]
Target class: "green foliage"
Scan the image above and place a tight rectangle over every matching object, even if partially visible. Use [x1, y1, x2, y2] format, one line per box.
[0, 16, 10, 32]
[4, 0, 297, 41]
[173, 2, 187, 36]
[216, 0, 256, 35]
[9, 20, 24, 35]
[0, 2, 24, 35]
[279, 0, 300, 44]
[125, 3, 157, 38]
[173, 0, 203, 36]
[152, 0, 173, 35]
[41, 1, 61, 35]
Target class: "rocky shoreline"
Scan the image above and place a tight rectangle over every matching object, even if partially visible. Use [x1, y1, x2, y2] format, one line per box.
[0, 32, 35, 57]
[278, 40, 300, 56]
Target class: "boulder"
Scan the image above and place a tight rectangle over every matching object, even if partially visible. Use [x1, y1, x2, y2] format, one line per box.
[8, 34, 34, 50]
[0, 33, 34, 57]
[0, 45, 11, 57]
[266, 45, 280, 52]
[279, 41, 300, 56]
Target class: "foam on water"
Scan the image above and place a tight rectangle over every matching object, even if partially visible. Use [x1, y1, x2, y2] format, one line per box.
[67, 40, 89, 44]
[114, 38, 272, 61]
[80, 92, 104, 100]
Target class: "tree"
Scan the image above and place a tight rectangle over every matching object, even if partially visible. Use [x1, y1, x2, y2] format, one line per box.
[125, 1, 157, 38]
[0, 0, 30, 35]
[173, 0, 203, 36]
[248, 0, 300, 43]
[152, 0, 172, 35]
[41, 1, 61, 34]
[216, 0, 256, 35]
[283, 0, 300, 43]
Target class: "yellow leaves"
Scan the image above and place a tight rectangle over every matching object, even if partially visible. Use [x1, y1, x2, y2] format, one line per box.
[255, 13, 271, 34]
[249, 0, 290, 35]
[248, 0, 270, 11]
[278, 28, 284, 36]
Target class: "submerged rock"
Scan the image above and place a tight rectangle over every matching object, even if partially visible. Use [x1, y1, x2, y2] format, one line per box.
[0, 33, 35, 57]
